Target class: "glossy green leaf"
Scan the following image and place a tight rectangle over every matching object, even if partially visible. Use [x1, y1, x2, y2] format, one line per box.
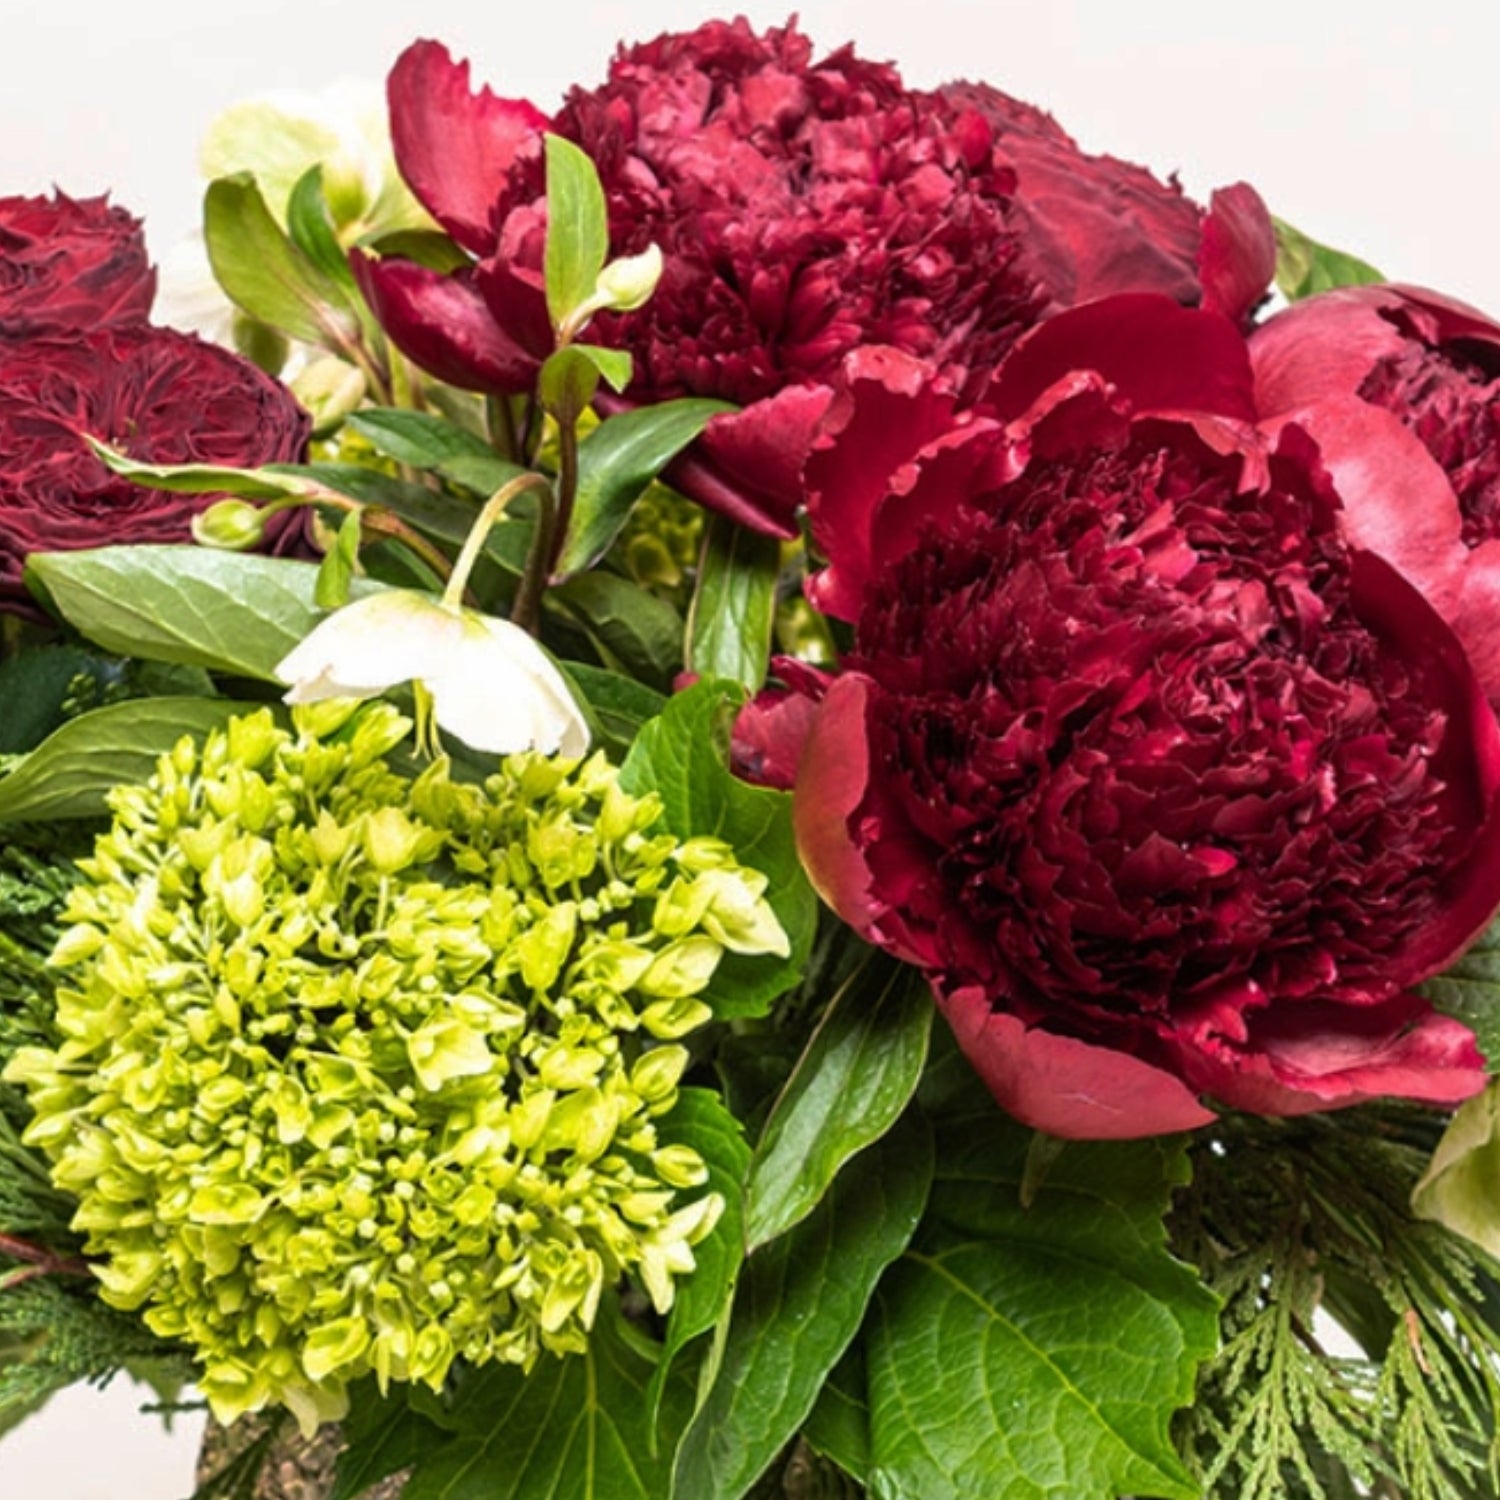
[316, 507, 363, 608]
[1273, 217, 1384, 302]
[356, 227, 471, 274]
[671, 1110, 932, 1500]
[557, 399, 733, 580]
[331, 1382, 447, 1500]
[286, 165, 360, 296]
[1422, 913, 1500, 1069]
[550, 571, 683, 692]
[0, 646, 128, 755]
[863, 1104, 1218, 1500]
[399, 1301, 693, 1500]
[803, 1343, 871, 1485]
[0, 698, 247, 821]
[86, 437, 325, 501]
[746, 954, 932, 1250]
[561, 663, 665, 757]
[346, 408, 523, 498]
[620, 681, 815, 1016]
[204, 172, 360, 350]
[539, 346, 632, 426]
[28, 545, 387, 681]
[544, 135, 609, 333]
[645, 1089, 750, 1434]
[687, 515, 782, 692]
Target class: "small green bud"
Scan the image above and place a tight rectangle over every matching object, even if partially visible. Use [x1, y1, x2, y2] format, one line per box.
[192, 499, 270, 551]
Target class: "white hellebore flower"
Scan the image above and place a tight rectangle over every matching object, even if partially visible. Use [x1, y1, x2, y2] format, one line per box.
[275, 590, 590, 758]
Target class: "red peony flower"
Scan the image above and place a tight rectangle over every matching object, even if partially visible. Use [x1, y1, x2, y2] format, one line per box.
[364, 21, 1272, 535]
[762, 295, 1500, 1138]
[0, 191, 156, 338]
[1251, 284, 1500, 705]
[0, 326, 310, 612]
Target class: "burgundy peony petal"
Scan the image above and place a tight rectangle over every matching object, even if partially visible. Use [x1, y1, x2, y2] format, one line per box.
[1174, 993, 1486, 1116]
[1251, 289, 1410, 414]
[937, 987, 1216, 1140]
[1196, 182, 1276, 329]
[351, 250, 539, 394]
[988, 295, 1259, 427]
[731, 658, 832, 790]
[804, 347, 963, 620]
[387, 41, 550, 256]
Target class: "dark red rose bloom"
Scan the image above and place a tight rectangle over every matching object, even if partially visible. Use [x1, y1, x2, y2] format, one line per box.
[0, 191, 156, 338]
[0, 326, 310, 612]
[759, 296, 1500, 1138]
[365, 22, 1272, 534]
[1252, 285, 1500, 705]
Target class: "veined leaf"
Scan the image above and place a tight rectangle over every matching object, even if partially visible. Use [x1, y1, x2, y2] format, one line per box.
[670, 1109, 933, 1500]
[86, 438, 325, 500]
[745, 953, 932, 1250]
[346, 408, 523, 498]
[803, 1343, 871, 1485]
[286, 166, 360, 297]
[1273, 217, 1384, 302]
[550, 571, 683, 692]
[0, 698, 246, 821]
[331, 1382, 447, 1500]
[1421, 913, 1500, 1069]
[685, 515, 781, 692]
[544, 135, 609, 334]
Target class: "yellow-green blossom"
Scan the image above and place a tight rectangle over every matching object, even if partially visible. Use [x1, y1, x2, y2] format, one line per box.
[5, 702, 784, 1432]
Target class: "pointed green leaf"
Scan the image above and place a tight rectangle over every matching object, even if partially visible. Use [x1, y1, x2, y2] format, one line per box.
[86, 437, 324, 501]
[803, 1343, 871, 1485]
[562, 663, 665, 758]
[286, 165, 360, 296]
[645, 1088, 750, 1434]
[620, 681, 816, 1016]
[205, 172, 360, 350]
[864, 1106, 1218, 1500]
[686, 515, 782, 692]
[557, 399, 733, 580]
[1422, 912, 1500, 1069]
[316, 507, 364, 608]
[400, 1303, 694, 1500]
[671, 1109, 932, 1500]
[331, 1382, 447, 1500]
[544, 135, 609, 333]
[1272, 217, 1384, 302]
[0, 698, 247, 821]
[550, 572, 683, 692]
[356, 227, 471, 274]
[746, 954, 932, 1251]
[27, 545, 388, 681]
[539, 346, 632, 425]
[346, 408, 523, 498]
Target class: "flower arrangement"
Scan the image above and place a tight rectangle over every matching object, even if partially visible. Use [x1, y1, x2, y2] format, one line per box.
[4, 17, 1500, 1500]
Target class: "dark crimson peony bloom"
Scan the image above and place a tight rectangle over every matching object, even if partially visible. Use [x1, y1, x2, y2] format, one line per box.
[0, 326, 310, 612]
[762, 296, 1500, 1138]
[1252, 284, 1500, 705]
[364, 21, 1273, 534]
[0, 191, 156, 338]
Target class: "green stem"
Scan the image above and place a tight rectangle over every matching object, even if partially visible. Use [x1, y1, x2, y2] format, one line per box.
[444, 473, 557, 616]
[487, 394, 521, 465]
[551, 416, 580, 578]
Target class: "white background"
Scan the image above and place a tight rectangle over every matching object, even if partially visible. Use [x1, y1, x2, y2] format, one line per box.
[2, 1, 1497, 1494]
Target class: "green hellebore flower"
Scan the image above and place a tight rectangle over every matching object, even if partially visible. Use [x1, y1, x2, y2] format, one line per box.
[275, 589, 590, 758]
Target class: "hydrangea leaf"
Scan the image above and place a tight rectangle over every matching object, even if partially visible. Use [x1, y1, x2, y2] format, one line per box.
[645, 1088, 750, 1434]
[1272, 217, 1384, 302]
[863, 1101, 1218, 1500]
[1420, 912, 1500, 1069]
[0, 698, 244, 822]
[399, 1302, 694, 1500]
[557, 399, 733, 580]
[802, 1342, 872, 1484]
[745, 951, 932, 1250]
[330, 1381, 448, 1500]
[620, 680, 816, 1016]
[685, 514, 781, 692]
[669, 1109, 932, 1500]
[28, 544, 388, 681]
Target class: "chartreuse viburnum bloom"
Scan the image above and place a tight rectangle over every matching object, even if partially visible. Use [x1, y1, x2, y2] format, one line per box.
[4, 701, 786, 1433]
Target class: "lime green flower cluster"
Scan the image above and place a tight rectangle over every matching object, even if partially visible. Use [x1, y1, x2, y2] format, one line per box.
[5, 702, 786, 1432]
[617, 481, 706, 595]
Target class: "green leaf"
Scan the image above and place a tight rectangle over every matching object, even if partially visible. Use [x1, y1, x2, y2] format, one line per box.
[562, 663, 665, 757]
[803, 1343, 871, 1485]
[28, 545, 387, 681]
[316, 507, 364, 608]
[863, 1104, 1218, 1500]
[356, 227, 471, 275]
[550, 571, 683, 692]
[346, 408, 523, 498]
[558, 399, 734, 580]
[0, 698, 246, 821]
[400, 1301, 694, 1500]
[0, 646, 127, 754]
[687, 515, 782, 692]
[85, 437, 325, 501]
[544, 135, 609, 333]
[1272, 217, 1384, 302]
[331, 1382, 448, 1500]
[745, 954, 932, 1251]
[671, 1109, 933, 1500]
[1421, 911, 1500, 1069]
[538, 346, 632, 425]
[646, 1089, 750, 1434]
[286, 166, 360, 297]
[204, 172, 360, 350]
[620, 681, 816, 1016]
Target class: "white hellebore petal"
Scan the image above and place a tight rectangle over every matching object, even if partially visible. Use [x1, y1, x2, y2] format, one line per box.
[275, 590, 590, 758]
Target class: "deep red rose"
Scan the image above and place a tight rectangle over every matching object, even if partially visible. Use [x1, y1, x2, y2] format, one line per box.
[0, 191, 156, 338]
[365, 22, 1272, 534]
[764, 296, 1500, 1138]
[1251, 284, 1500, 706]
[0, 326, 311, 612]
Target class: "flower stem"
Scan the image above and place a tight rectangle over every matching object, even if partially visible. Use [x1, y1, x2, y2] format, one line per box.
[0, 1231, 92, 1284]
[443, 472, 557, 618]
